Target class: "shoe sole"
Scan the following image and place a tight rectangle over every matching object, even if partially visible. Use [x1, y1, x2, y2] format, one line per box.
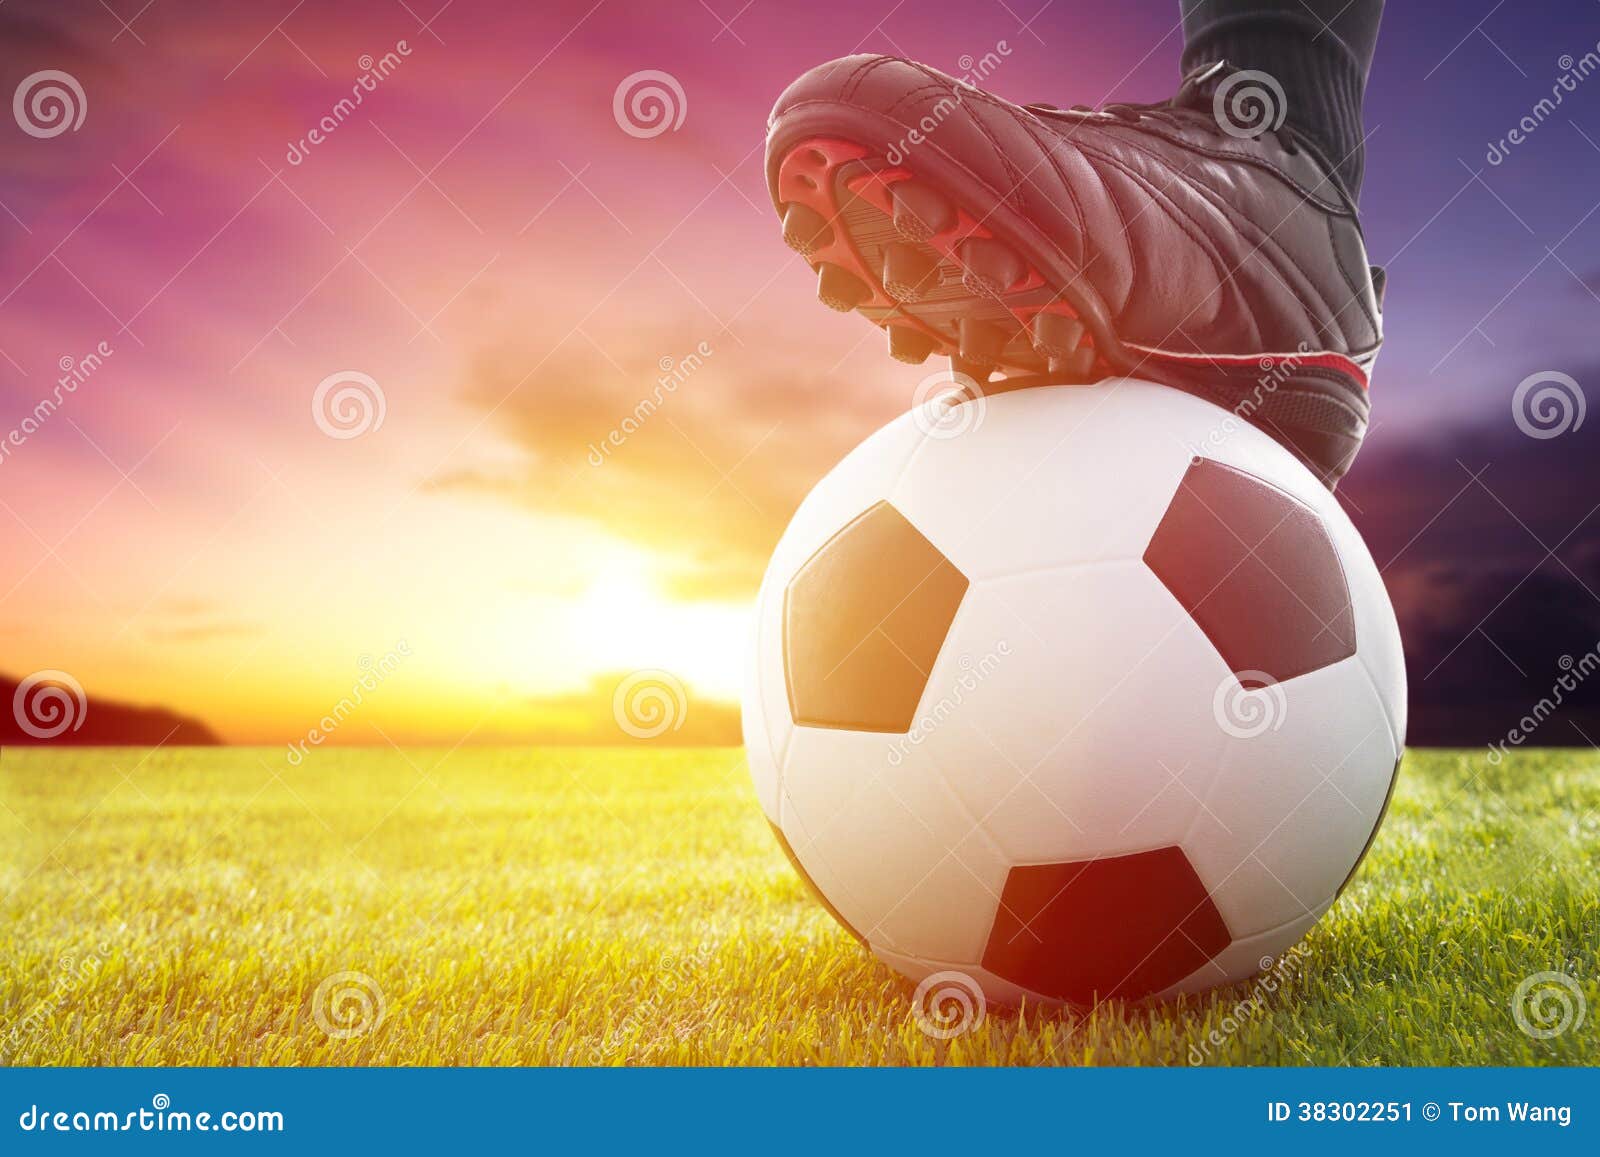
[774, 136, 1107, 384]
[770, 132, 1372, 485]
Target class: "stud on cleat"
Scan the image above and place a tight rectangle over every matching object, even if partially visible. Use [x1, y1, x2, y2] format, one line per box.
[957, 317, 1006, 366]
[882, 243, 938, 303]
[777, 142, 1107, 394]
[817, 263, 870, 312]
[782, 202, 833, 257]
[1030, 311, 1085, 357]
[950, 354, 993, 385]
[888, 325, 936, 364]
[1049, 348, 1096, 378]
[958, 237, 1027, 299]
[891, 181, 956, 242]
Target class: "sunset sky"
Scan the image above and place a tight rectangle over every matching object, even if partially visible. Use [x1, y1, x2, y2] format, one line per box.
[1, 0, 1597, 744]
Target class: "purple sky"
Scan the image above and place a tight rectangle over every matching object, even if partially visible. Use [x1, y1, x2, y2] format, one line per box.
[1, 0, 1597, 742]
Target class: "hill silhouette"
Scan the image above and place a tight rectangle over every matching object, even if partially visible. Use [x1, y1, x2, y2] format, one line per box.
[1, 672, 220, 746]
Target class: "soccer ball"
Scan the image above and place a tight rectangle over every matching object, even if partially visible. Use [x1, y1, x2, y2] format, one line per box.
[744, 378, 1405, 1006]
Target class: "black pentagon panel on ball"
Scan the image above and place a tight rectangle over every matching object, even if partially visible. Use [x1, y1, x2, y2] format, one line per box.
[1143, 458, 1356, 685]
[981, 846, 1232, 1003]
[783, 500, 969, 732]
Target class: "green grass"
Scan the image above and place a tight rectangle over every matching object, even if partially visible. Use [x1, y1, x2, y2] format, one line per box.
[1, 746, 1596, 1065]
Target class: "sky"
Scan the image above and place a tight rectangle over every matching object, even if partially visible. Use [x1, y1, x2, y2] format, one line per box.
[1, 0, 1598, 745]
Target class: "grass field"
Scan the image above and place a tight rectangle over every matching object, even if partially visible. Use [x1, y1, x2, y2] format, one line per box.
[1, 745, 1596, 1066]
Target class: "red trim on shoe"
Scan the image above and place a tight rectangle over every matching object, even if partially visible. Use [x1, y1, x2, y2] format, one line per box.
[1124, 343, 1371, 390]
[777, 135, 1373, 398]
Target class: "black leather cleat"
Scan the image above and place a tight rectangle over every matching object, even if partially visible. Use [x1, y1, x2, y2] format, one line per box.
[891, 181, 956, 242]
[887, 324, 936, 364]
[957, 318, 1006, 367]
[766, 56, 1384, 486]
[816, 262, 870, 313]
[882, 243, 939, 303]
[1030, 312, 1085, 359]
[958, 237, 1026, 300]
[781, 202, 833, 257]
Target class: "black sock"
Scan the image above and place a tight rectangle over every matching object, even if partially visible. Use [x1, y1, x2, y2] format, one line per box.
[1179, 0, 1382, 200]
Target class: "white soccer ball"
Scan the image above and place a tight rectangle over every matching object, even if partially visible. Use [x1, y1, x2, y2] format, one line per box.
[744, 378, 1405, 1006]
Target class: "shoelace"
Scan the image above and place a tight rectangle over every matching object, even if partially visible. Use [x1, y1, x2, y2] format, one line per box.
[1026, 60, 1302, 156]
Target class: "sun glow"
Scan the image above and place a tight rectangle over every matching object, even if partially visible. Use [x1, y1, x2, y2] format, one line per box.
[566, 566, 752, 702]
[465, 556, 752, 707]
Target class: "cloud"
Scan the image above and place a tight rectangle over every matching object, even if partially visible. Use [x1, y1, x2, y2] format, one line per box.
[1341, 381, 1600, 743]
[443, 327, 905, 600]
[142, 598, 263, 644]
[147, 622, 265, 644]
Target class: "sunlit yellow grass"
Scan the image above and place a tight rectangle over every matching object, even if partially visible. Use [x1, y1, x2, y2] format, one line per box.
[1, 746, 1596, 1065]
